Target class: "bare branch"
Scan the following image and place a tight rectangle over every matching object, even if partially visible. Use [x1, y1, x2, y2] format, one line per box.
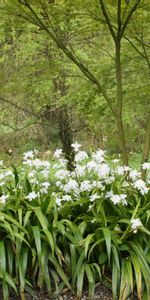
[0, 97, 39, 118]
[120, 0, 140, 38]
[117, 0, 122, 35]
[99, 0, 116, 41]
[17, 0, 117, 117]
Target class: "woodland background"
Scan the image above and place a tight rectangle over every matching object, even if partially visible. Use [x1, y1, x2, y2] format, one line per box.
[0, 0, 149, 167]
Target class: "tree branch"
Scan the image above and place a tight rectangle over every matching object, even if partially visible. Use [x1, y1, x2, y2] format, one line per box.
[99, 0, 116, 41]
[17, 0, 117, 117]
[120, 0, 140, 38]
[117, 0, 122, 35]
[0, 97, 39, 118]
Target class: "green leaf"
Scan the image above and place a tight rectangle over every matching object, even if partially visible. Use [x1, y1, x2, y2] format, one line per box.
[130, 253, 142, 300]
[0, 241, 6, 272]
[25, 177, 32, 194]
[77, 264, 85, 298]
[42, 229, 54, 255]
[112, 259, 120, 300]
[19, 248, 28, 292]
[72, 250, 85, 287]
[98, 253, 107, 265]
[102, 228, 111, 263]
[32, 226, 41, 259]
[85, 264, 94, 284]
[12, 165, 19, 187]
[34, 207, 48, 229]
[49, 256, 71, 290]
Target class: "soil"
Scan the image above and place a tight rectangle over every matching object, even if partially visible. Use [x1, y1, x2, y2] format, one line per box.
[8, 284, 113, 300]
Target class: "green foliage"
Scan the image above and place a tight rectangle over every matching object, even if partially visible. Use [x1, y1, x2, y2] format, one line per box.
[0, 0, 149, 160]
[0, 147, 150, 299]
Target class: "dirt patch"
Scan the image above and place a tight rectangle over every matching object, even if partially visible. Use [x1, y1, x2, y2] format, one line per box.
[7, 284, 112, 300]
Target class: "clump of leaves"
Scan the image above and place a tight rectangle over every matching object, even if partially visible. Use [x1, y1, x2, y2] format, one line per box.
[0, 147, 149, 299]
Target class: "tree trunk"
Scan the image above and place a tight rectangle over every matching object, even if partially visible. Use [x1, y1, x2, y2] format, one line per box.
[116, 116, 129, 165]
[58, 108, 75, 170]
[115, 40, 128, 165]
[142, 117, 150, 163]
[53, 76, 75, 170]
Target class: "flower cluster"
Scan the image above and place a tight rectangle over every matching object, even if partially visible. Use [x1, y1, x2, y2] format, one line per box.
[0, 145, 149, 211]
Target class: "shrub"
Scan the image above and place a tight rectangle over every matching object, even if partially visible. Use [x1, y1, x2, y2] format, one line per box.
[0, 146, 150, 299]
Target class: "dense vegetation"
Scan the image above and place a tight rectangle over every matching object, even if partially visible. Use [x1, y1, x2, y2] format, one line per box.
[0, 146, 150, 299]
[0, 0, 150, 299]
[0, 0, 149, 165]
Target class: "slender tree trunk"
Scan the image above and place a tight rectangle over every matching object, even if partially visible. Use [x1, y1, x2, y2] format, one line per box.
[141, 115, 150, 164]
[116, 116, 129, 165]
[53, 76, 75, 170]
[58, 108, 75, 170]
[115, 40, 128, 165]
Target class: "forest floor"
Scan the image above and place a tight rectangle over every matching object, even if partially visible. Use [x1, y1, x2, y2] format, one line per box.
[8, 284, 113, 300]
[3, 283, 139, 299]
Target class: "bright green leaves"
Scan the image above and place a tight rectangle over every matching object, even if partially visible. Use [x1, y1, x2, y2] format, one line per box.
[0, 241, 18, 300]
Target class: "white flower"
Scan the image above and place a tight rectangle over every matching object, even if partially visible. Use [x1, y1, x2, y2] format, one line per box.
[131, 218, 142, 233]
[56, 197, 61, 206]
[75, 165, 86, 176]
[110, 194, 127, 205]
[27, 191, 38, 201]
[75, 151, 88, 162]
[33, 159, 43, 168]
[0, 174, 5, 180]
[54, 148, 63, 159]
[110, 195, 121, 205]
[71, 142, 81, 152]
[129, 169, 140, 181]
[92, 181, 103, 189]
[134, 179, 149, 195]
[86, 160, 97, 171]
[52, 163, 60, 169]
[41, 182, 50, 189]
[120, 194, 127, 205]
[56, 181, 64, 188]
[142, 162, 150, 170]
[105, 190, 114, 199]
[92, 149, 105, 163]
[55, 169, 70, 180]
[105, 175, 115, 184]
[40, 182, 50, 193]
[41, 169, 50, 179]
[89, 193, 99, 202]
[62, 195, 72, 201]
[30, 178, 39, 185]
[115, 166, 130, 176]
[28, 170, 36, 178]
[42, 161, 51, 168]
[123, 166, 131, 172]
[98, 164, 110, 177]
[40, 188, 48, 194]
[0, 194, 8, 204]
[112, 159, 120, 164]
[24, 150, 38, 161]
[23, 159, 33, 167]
[5, 171, 13, 177]
[80, 180, 92, 192]
[115, 166, 125, 175]
[63, 179, 79, 194]
[58, 158, 68, 167]
[24, 151, 35, 160]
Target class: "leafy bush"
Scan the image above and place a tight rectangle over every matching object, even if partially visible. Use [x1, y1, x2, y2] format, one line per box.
[0, 145, 150, 300]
